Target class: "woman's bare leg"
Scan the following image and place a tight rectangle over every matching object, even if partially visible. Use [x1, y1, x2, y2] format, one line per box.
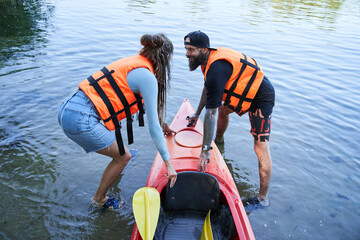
[92, 140, 131, 204]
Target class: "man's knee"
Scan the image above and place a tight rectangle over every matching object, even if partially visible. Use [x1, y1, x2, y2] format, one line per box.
[254, 140, 267, 150]
[254, 142, 272, 167]
[254, 142, 270, 158]
[218, 105, 232, 117]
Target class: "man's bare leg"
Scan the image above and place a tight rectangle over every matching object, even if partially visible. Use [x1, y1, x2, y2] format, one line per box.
[254, 140, 272, 206]
[215, 105, 233, 143]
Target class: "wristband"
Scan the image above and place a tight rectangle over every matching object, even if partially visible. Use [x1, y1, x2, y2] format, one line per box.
[202, 145, 213, 151]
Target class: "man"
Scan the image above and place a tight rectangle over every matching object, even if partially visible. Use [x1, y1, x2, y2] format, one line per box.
[184, 30, 275, 207]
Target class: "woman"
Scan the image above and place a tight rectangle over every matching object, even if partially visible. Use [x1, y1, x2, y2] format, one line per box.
[58, 33, 177, 211]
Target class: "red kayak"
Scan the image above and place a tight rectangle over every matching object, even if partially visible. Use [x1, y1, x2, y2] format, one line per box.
[131, 99, 255, 240]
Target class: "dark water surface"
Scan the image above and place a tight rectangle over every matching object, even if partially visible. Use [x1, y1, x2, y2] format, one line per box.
[1, 0, 359, 239]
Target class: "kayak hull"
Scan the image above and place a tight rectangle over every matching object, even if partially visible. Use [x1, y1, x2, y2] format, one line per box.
[131, 99, 255, 240]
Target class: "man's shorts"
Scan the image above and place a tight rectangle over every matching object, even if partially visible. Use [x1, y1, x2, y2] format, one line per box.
[248, 76, 275, 142]
[249, 108, 272, 142]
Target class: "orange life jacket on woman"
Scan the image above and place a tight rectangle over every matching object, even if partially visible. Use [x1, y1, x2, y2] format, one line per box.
[79, 54, 154, 155]
[202, 47, 264, 116]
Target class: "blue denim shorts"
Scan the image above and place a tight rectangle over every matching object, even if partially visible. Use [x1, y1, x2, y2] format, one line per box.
[58, 90, 115, 152]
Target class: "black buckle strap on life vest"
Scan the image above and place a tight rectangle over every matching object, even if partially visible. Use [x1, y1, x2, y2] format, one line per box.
[234, 69, 258, 113]
[241, 57, 260, 71]
[102, 100, 142, 123]
[224, 54, 248, 106]
[223, 90, 253, 103]
[88, 70, 115, 86]
[234, 56, 259, 113]
[115, 127, 126, 156]
[87, 75, 126, 156]
[224, 54, 259, 113]
[135, 94, 145, 127]
[100, 67, 134, 145]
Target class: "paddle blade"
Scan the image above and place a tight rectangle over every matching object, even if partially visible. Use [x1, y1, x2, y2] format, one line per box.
[133, 187, 160, 240]
[201, 210, 214, 240]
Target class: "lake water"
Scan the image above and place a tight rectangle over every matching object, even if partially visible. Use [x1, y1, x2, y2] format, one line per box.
[1, 0, 360, 239]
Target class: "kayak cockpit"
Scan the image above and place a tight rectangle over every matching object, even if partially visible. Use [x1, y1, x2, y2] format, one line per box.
[154, 171, 238, 240]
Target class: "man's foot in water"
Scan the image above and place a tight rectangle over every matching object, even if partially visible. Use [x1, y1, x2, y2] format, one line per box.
[214, 136, 225, 154]
[214, 135, 224, 145]
[242, 196, 270, 212]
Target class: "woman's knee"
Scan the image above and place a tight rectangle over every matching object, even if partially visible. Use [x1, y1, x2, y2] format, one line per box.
[97, 141, 131, 162]
[114, 150, 131, 164]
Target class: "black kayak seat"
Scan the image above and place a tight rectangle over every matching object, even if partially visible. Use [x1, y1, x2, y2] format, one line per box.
[155, 172, 236, 240]
[164, 171, 220, 212]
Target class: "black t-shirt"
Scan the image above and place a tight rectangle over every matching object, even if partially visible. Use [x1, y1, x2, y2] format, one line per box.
[205, 60, 232, 109]
[205, 59, 275, 116]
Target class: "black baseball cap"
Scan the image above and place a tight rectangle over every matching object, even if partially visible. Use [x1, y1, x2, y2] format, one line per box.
[184, 30, 217, 50]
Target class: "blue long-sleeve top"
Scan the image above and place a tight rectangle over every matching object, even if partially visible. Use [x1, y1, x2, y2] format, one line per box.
[127, 67, 170, 161]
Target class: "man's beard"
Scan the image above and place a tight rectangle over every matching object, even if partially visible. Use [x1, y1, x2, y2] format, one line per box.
[188, 51, 206, 71]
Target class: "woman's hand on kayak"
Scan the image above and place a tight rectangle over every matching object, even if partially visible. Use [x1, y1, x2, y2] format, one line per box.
[198, 150, 210, 172]
[162, 123, 176, 137]
[164, 160, 177, 188]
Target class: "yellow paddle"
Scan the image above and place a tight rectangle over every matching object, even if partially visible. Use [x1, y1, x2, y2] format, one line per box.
[132, 187, 160, 240]
[201, 210, 214, 240]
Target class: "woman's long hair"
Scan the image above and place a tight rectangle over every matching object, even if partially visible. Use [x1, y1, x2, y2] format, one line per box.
[139, 33, 173, 126]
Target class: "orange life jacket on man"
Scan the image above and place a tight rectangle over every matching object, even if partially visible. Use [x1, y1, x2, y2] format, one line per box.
[202, 47, 264, 116]
[79, 54, 154, 155]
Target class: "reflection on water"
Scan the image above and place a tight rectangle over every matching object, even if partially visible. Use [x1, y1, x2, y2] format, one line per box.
[0, 0, 54, 66]
[126, 0, 156, 14]
[0, 1, 57, 238]
[215, 141, 258, 203]
[271, 0, 344, 16]
[0, 127, 57, 238]
[270, 0, 345, 29]
[1, 0, 360, 239]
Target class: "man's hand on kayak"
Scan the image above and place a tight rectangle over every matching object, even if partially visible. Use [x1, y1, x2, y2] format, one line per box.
[198, 150, 210, 172]
[164, 160, 177, 188]
[162, 123, 176, 136]
[186, 113, 199, 127]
